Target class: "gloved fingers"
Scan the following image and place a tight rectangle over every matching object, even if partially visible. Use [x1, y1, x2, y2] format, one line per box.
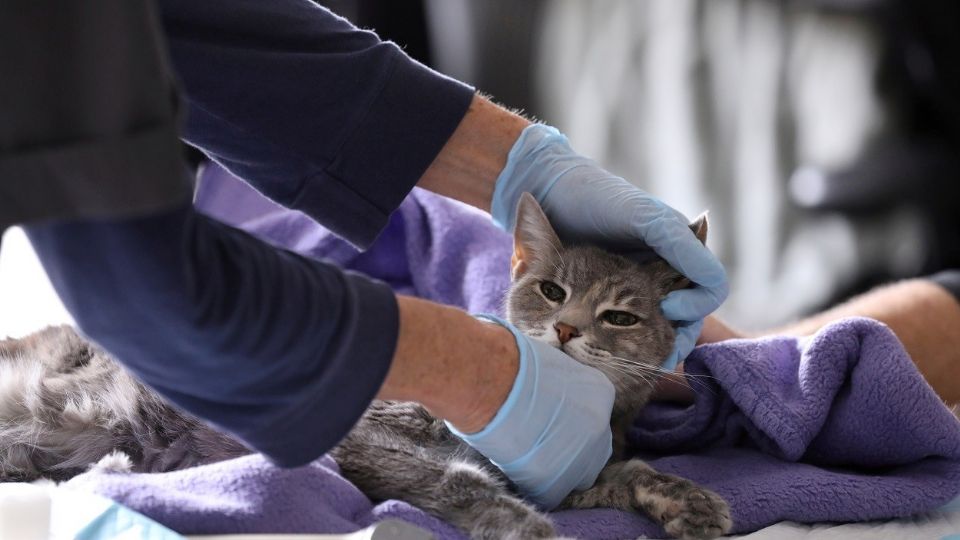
[661, 319, 704, 370]
[638, 214, 727, 289]
[661, 282, 729, 323]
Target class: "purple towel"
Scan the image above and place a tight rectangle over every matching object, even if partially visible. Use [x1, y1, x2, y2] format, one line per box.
[65, 167, 960, 538]
[193, 163, 512, 315]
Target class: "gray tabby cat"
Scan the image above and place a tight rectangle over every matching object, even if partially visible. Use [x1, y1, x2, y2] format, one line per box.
[0, 193, 731, 539]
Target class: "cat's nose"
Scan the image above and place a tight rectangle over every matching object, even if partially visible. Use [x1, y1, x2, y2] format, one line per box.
[554, 322, 581, 344]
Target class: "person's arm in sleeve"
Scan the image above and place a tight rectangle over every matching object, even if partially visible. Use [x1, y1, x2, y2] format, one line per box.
[25, 204, 396, 466]
[154, 0, 684, 506]
[158, 0, 474, 248]
[12, 0, 474, 467]
[15, 0, 614, 508]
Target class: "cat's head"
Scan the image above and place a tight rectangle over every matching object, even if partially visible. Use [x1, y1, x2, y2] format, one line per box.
[505, 193, 707, 413]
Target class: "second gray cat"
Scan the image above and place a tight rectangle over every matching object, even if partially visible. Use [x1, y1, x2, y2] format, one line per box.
[0, 193, 732, 539]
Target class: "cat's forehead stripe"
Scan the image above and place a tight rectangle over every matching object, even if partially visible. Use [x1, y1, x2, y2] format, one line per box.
[546, 248, 657, 309]
[586, 281, 610, 301]
[614, 287, 650, 305]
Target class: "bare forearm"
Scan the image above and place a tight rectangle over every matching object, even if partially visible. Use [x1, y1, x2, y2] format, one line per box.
[378, 295, 519, 432]
[766, 280, 958, 338]
[416, 94, 530, 212]
[765, 280, 960, 402]
[699, 280, 960, 403]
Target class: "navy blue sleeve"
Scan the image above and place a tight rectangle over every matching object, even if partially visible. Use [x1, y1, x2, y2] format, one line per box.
[21, 0, 475, 467]
[26, 200, 399, 466]
[158, 0, 474, 248]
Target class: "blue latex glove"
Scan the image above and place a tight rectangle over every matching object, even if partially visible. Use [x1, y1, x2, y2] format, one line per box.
[447, 315, 615, 510]
[491, 124, 729, 369]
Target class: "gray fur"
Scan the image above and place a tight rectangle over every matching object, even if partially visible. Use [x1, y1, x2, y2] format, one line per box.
[0, 194, 731, 539]
[0, 326, 249, 481]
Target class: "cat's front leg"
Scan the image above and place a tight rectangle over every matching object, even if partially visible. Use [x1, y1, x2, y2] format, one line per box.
[559, 460, 732, 540]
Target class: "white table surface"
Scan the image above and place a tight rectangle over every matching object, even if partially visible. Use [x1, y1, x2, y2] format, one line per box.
[0, 227, 73, 339]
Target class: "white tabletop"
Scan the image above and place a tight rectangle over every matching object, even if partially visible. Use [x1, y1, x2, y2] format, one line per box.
[0, 227, 73, 338]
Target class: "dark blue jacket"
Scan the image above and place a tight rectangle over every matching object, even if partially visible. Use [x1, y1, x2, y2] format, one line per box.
[24, 0, 473, 465]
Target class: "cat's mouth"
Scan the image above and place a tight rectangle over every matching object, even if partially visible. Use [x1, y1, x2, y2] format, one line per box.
[536, 335, 589, 363]
[523, 330, 598, 367]
[557, 341, 594, 366]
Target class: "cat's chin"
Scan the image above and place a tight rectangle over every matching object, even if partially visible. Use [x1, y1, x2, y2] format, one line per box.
[559, 343, 588, 362]
[558, 341, 606, 370]
[525, 333, 596, 366]
[520, 330, 624, 381]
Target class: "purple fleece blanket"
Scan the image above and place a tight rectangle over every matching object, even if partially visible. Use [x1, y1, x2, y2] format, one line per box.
[190, 163, 512, 315]
[65, 167, 960, 538]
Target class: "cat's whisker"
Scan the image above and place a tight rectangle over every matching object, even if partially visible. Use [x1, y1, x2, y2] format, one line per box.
[600, 362, 662, 385]
[676, 377, 717, 396]
[576, 353, 658, 384]
[599, 365, 639, 380]
[599, 366, 656, 388]
[622, 359, 720, 382]
[637, 369, 717, 395]
[597, 361, 649, 378]
[598, 355, 720, 397]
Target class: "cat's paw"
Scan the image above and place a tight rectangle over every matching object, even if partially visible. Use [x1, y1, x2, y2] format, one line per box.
[660, 487, 732, 540]
[87, 450, 133, 474]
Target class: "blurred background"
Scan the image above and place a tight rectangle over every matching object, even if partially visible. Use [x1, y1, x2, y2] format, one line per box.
[319, 0, 960, 330]
[2, 0, 959, 335]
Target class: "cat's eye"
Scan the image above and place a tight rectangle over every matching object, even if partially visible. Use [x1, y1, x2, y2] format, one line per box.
[539, 281, 566, 303]
[601, 310, 639, 326]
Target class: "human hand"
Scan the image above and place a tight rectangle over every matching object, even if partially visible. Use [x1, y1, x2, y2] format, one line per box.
[697, 316, 745, 345]
[490, 124, 728, 369]
[446, 315, 615, 510]
[653, 318, 743, 404]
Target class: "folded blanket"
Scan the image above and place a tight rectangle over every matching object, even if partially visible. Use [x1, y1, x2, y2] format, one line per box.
[66, 166, 960, 539]
[628, 318, 960, 533]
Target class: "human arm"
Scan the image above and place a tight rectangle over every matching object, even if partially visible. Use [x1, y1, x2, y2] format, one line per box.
[23, 205, 403, 466]
[14, 0, 705, 506]
[160, 0, 726, 368]
[160, 0, 520, 434]
[695, 277, 960, 404]
[6, 0, 612, 508]
[419, 94, 729, 369]
[161, 0, 713, 485]
[385, 297, 615, 510]
[415, 96, 528, 211]
[158, 0, 473, 248]
[382, 296, 519, 433]
[5, 0, 483, 468]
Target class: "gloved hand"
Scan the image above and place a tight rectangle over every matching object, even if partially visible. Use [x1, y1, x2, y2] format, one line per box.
[446, 315, 615, 510]
[491, 124, 728, 369]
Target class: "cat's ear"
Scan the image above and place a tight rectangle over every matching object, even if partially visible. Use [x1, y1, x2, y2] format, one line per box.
[689, 212, 708, 245]
[653, 212, 710, 292]
[512, 193, 563, 279]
